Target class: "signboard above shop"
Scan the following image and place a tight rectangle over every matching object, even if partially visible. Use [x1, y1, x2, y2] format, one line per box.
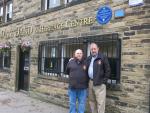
[96, 6, 112, 25]
[129, 0, 144, 6]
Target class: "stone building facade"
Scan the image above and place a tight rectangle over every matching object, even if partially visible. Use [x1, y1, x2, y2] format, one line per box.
[0, 0, 149, 113]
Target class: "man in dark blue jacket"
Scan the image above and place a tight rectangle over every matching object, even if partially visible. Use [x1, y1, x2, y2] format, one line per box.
[87, 43, 111, 113]
[66, 49, 89, 113]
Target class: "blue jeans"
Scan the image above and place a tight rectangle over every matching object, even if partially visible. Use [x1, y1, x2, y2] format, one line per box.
[68, 88, 87, 113]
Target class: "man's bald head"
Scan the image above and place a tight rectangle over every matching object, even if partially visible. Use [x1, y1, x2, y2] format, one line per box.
[74, 49, 83, 60]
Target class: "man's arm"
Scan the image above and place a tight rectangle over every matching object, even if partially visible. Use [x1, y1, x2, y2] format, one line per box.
[65, 61, 70, 75]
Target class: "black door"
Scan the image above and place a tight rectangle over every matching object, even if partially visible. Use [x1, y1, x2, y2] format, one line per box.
[18, 49, 30, 91]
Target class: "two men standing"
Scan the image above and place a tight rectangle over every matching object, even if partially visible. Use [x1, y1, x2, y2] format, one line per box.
[66, 43, 111, 113]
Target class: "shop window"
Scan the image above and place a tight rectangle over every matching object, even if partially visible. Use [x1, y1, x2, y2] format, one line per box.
[0, 4, 3, 23]
[0, 50, 11, 70]
[6, 1, 12, 22]
[42, 0, 90, 11]
[38, 34, 121, 83]
[0, 0, 13, 23]
[43, 0, 60, 10]
[64, 0, 82, 4]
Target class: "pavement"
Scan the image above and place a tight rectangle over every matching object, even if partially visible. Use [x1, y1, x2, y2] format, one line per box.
[0, 88, 69, 113]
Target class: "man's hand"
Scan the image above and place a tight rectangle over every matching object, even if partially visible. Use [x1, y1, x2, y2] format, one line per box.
[69, 58, 74, 61]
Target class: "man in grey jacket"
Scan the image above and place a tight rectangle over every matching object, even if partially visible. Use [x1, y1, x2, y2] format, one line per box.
[66, 49, 89, 113]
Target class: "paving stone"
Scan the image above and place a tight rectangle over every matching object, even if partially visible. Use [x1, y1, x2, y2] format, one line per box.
[0, 89, 68, 113]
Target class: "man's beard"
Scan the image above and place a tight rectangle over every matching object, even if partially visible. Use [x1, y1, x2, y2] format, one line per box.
[91, 53, 97, 57]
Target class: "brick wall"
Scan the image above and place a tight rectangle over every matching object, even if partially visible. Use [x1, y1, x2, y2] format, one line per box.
[0, 0, 149, 113]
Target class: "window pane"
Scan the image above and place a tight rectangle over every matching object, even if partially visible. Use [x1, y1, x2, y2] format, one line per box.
[4, 56, 10, 68]
[45, 45, 57, 57]
[62, 43, 84, 72]
[48, 0, 60, 8]
[64, 44, 83, 57]
[6, 1, 12, 21]
[96, 40, 119, 82]
[0, 52, 3, 68]
[97, 41, 117, 58]
[9, 3, 13, 18]
[65, 0, 73, 4]
[41, 45, 60, 74]
[44, 57, 59, 72]
[0, 6, 3, 16]
[0, 51, 11, 69]
[3, 51, 10, 68]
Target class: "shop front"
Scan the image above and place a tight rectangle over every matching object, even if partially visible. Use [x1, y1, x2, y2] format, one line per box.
[0, 0, 149, 113]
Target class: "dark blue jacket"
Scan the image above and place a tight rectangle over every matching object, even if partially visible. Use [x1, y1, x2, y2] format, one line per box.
[66, 58, 89, 89]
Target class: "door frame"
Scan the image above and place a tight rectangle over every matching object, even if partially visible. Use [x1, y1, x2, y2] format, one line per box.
[15, 45, 31, 91]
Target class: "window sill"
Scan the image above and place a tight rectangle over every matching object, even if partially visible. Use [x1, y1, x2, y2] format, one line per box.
[37, 74, 69, 83]
[0, 69, 11, 73]
[37, 74, 121, 90]
[44, 5, 65, 13]
[65, 0, 91, 8]
[106, 83, 122, 91]
[0, 19, 13, 26]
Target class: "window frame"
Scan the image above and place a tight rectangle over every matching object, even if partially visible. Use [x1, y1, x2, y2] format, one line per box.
[0, 50, 11, 71]
[0, 0, 13, 23]
[42, 0, 91, 11]
[5, 0, 13, 22]
[38, 34, 121, 84]
[0, 1, 3, 23]
[38, 40, 61, 76]
[44, 0, 61, 10]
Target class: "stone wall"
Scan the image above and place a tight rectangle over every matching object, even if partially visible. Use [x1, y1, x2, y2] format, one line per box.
[13, 0, 41, 20]
[0, 0, 149, 113]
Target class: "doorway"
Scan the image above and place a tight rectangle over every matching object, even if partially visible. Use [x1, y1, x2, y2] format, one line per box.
[17, 47, 30, 91]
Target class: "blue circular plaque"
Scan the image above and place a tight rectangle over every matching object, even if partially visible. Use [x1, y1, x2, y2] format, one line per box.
[96, 6, 112, 25]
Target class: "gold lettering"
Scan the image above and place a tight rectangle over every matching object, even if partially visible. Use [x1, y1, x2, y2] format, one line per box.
[0, 17, 96, 38]
[83, 18, 89, 25]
